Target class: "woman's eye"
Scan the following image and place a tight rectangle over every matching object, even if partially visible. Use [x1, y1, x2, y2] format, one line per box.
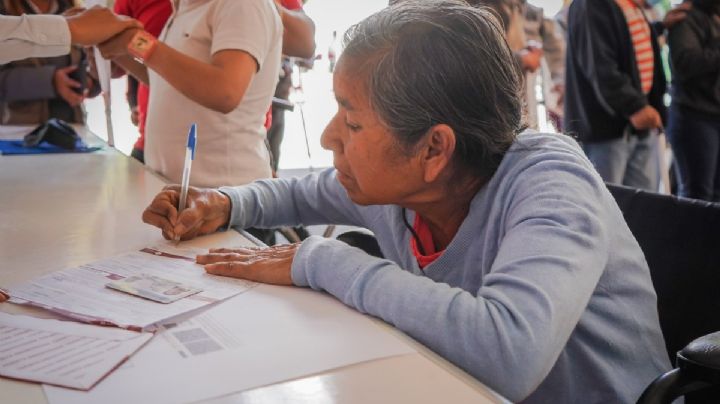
[345, 121, 361, 132]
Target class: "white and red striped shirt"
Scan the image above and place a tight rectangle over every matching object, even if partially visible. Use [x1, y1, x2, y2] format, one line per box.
[615, 0, 655, 94]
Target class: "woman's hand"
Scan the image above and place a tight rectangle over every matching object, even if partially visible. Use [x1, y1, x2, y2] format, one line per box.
[53, 65, 84, 106]
[142, 186, 231, 241]
[196, 244, 299, 286]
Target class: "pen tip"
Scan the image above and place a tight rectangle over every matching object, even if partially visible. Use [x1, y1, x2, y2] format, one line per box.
[187, 123, 197, 158]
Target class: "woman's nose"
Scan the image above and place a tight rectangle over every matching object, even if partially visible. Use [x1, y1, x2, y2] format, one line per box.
[320, 114, 342, 153]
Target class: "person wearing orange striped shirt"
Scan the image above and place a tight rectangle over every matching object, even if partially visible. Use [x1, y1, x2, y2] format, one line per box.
[564, 0, 669, 190]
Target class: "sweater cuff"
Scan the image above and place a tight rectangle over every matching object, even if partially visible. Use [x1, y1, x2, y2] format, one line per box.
[291, 236, 361, 294]
[218, 186, 254, 229]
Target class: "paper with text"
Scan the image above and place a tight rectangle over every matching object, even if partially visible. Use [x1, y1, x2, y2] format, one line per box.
[0, 312, 152, 390]
[44, 285, 416, 404]
[7, 245, 256, 331]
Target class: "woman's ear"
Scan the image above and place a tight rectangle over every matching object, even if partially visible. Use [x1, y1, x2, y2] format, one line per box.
[420, 124, 456, 183]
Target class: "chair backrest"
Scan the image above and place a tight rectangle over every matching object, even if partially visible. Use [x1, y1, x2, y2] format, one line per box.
[607, 184, 720, 364]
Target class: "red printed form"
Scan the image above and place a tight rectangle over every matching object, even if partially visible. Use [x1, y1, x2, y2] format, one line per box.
[6, 244, 257, 331]
[0, 312, 152, 390]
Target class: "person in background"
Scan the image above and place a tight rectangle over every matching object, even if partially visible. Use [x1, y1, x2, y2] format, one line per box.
[126, 75, 139, 127]
[98, 0, 282, 244]
[266, 0, 316, 173]
[667, 0, 720, 201]
[554, 0, 571, 38]
[390, 0, 541, 78]
[328, 30, 338, 73]
[98, 0, 281, 188]
[565, 0, 690, 191]
[0, 0, 100, 125]
[0, 7, 140, 64]
[143, 2, 670, 401]
[463, 0, 543, 127]
[523, 0, 565, 130]
[112, 0, 172, 164]
[565, 0, 667, 191]
[275, 0, 316, 59]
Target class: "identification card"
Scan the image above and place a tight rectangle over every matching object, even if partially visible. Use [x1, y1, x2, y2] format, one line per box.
[106, 274, 202, 304]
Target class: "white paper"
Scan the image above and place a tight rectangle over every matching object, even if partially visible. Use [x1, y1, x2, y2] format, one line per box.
[83, 0, 114, 146]
[8, 245, 256, 331]
[0, 312, 152, 390]
[44, 284, 416, 404]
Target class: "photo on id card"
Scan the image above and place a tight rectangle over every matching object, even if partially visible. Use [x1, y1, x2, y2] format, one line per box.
[106, 274, 202, 304]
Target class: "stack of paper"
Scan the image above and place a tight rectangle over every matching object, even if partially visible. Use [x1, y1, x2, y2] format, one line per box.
[42, 284, 416, 404]
[0, 312, 152, 390]
[7, 246, 256, 331]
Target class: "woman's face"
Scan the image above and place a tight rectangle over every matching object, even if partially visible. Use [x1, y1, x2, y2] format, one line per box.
[320, 60, 425, 206]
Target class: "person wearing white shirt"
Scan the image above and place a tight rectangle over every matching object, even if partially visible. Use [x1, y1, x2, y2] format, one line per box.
[98, 0, 282, 189]
[0, 7, 140, 64]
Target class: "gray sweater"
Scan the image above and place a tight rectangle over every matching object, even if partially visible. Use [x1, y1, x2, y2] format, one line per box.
[220, 132, 670, 402]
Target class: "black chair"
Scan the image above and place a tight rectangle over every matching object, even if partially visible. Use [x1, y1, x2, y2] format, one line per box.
[337, 186, 720, 402]
[336, 230, 384, 259]
[605, 184, 720, 403]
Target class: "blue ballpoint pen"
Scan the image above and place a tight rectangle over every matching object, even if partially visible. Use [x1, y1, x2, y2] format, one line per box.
[174, 123, 197, 242]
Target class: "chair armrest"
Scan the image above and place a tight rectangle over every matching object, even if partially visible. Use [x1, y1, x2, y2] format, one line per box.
[636, 332, 720, 403]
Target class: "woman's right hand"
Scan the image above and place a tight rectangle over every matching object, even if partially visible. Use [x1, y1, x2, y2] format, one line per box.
[142, 186, 232, 241]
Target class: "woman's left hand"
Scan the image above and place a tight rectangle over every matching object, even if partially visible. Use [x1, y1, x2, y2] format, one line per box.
[196, 244, 300, 286]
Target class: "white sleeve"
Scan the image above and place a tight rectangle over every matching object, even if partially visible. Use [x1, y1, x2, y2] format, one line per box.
[0, 15, 71, 64]
[208, 0, 280, 69]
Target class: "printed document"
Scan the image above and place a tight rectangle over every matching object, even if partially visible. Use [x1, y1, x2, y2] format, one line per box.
[44, 284, 416, 404]
[7, 244, 256, 331]
[0, 312, 152, 390]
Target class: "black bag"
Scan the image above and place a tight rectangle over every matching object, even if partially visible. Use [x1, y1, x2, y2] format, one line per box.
[23, 118, 80, 150]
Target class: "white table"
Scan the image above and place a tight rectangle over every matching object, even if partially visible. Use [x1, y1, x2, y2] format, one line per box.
[0, 126, 504, 404]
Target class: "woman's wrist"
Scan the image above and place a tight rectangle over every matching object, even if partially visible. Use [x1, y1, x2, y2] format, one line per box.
[213, 189, 232, 228]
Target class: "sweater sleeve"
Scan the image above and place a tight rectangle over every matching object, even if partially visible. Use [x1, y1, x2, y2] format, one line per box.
[219, 168, 366, 230]
[668, 15, 720, 79]
[569, 0, 647, 117]
[290, 151, 610, 402]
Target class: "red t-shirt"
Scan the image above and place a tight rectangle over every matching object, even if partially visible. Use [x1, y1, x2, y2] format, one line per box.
[282, 0, 303, 9]
[114, 0, 172, 151]
[410, 215, 445, 269]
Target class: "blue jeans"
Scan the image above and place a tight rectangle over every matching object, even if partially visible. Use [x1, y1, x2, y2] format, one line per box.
[667, 106, 720, 202]
[583, 133, 658, 191]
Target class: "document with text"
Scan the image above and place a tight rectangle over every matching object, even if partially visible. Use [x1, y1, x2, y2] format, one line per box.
[0, 312, 153, 390]
[44, 284, 417, 404]
[7, 244, 256, 331]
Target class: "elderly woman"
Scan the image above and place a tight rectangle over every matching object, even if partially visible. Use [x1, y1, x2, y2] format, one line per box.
[143, 1, 669, 401]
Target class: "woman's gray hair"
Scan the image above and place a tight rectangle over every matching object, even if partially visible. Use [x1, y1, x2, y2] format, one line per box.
[342, 0, 524, 177]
